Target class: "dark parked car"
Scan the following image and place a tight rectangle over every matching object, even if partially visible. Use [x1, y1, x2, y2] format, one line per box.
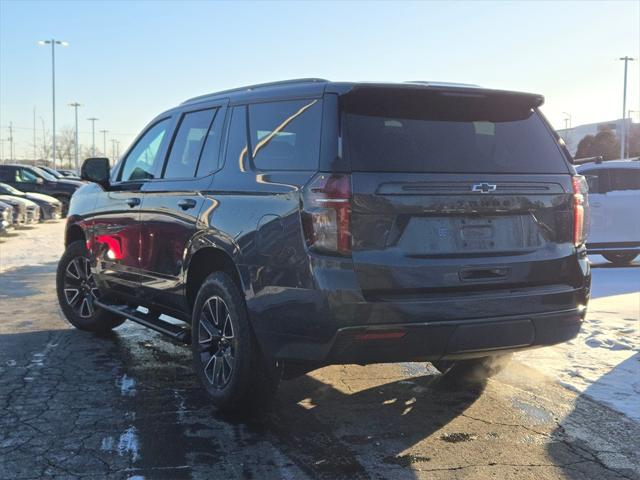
[57, 79, 591, 412]
[0, 200, 14, 234]
[40, 165, 81, 180]
[57, 168, 81, 179]
[0, 164, 83, 215]
[0, 183, 62, 220]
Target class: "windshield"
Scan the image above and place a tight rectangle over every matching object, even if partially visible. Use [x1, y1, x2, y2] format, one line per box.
[41, 167, 63, 178]
[342, 89, 570, 174]
[0, 182, 23, 195]
[31, 167, 58, 181]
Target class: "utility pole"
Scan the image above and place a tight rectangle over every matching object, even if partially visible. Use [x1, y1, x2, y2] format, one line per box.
[69, 103, 82, 171]
[111, 138, 117, 162]
[8, 123, 14, 161]
[38, 39, 68, 168]
[87, 117, 99, 156]
[33, 108, 37, 161]
[562, 112, 572, 145]
[100, 130, 108, 156]
[619, 56, 635, 159]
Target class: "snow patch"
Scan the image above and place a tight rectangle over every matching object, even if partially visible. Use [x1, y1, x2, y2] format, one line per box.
[101, 426, 141, 462]
[116, 374, 137, 397]
[517, 264, 640, 422]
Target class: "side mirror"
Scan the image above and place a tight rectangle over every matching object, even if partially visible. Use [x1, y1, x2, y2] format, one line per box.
[81, 157, 110, 187]
[36, 177, 44, 185]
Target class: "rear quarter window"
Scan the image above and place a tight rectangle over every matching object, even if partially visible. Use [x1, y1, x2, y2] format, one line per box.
[248, 99, 322, 171]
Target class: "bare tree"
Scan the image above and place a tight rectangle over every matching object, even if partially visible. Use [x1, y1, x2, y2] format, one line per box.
[56, 127, 76, 168]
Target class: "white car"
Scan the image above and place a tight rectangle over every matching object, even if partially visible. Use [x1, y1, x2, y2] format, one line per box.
[576, 158, 640, 265]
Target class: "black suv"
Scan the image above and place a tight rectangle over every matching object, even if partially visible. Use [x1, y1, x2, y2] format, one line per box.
[57, 79, 591, 412]
[0, 164, 83, 215]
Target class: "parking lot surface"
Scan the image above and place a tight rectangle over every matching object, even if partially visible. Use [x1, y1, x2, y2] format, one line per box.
[1, 222, 639, 479]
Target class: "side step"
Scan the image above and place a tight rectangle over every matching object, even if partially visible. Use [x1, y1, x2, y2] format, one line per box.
[95, 300, 191, 343]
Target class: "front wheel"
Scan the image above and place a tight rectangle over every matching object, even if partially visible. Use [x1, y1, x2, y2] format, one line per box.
[191, 272, 280, 413]
[56, 240, 125, 333]
[602, 252, 637, 266]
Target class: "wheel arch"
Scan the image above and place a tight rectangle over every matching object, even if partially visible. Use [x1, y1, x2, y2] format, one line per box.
[65, 221, 86, 247]
[185, 246, 246, 310]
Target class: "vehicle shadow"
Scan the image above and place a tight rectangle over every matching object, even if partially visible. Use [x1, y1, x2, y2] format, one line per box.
[546, 352, 640, 480]
[257, 370, 487, 478]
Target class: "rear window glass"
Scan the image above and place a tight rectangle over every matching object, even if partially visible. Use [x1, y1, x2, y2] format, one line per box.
[164, 108, 216, 179]
[248, 99, 322, 171]
[343, 90, 569, 174]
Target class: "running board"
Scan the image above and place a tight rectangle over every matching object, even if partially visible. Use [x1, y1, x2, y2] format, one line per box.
[95, 300, 191, 343]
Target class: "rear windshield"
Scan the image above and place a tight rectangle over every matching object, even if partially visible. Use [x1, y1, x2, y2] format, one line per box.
[342, 89, 569, 174]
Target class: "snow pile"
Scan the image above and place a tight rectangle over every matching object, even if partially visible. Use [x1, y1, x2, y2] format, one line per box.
[0, 221, 65, 273]
[517, 256, 640, 422]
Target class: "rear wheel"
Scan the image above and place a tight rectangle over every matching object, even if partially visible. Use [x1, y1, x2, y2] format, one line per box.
[191, 272, 280, 413]
[433, 354, 512, 381]
[56, 240, 125, 333]
[602, 252, 637, 266]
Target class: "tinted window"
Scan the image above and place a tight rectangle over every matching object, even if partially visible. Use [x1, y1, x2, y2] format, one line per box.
[120, 118, 171, 181]
[164, 109, 216, 179]
[609, 169, 640, 192]
[225, 106, 249, 172]
[196, 108, 226, 177]
[16, 168, 40, 183]
[343, 90, 568, 174]
[582, 170, 600, 193]
[248, 99, 322, 171]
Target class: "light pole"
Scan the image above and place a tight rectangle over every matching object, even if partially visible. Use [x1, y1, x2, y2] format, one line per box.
[38, 39, 68, 168]
[562, 112, 572, 145]
[618, 56, 635, 159]
[87, 117, 99, 156]
[100, 130, 108, 156]
[69, 103, 82, 171]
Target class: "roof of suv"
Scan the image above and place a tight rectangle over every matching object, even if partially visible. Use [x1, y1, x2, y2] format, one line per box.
[180, 78, 544, 108]
[575, 158, 640, 171]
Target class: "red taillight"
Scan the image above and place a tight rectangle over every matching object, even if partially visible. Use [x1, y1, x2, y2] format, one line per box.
[302, 173, 352, 256]
[572, 175, 588, 247]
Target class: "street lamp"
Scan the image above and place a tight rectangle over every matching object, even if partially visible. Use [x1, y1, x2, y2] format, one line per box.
[38, 39, 68, 168]
[100, 130, 108, 156]
[562, 112, 572, 144]
[69, 103, 82, 171]
[618, 56, 635, 159]
[87, 117, 99, 156]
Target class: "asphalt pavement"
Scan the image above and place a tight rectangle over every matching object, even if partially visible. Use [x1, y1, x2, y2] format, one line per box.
[1, 222, 639, 480]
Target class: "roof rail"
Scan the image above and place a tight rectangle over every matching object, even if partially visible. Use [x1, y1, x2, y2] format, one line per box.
[181, 78, 329, 105]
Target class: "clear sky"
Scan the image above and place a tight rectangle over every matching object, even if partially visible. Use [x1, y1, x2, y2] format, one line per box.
[1, 0, 639, 160]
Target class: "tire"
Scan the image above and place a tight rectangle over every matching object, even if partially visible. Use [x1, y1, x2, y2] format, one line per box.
[191, 272, 280, 413]
[54, 195, 70, 217]
[602, 252, 637, 266]
[56, 240, 125, 333]
[433, 353, 512, 381]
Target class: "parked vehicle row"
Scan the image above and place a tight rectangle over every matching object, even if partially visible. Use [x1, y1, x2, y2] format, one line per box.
[0, 166, 71, 235]
[0, 164, 83, 215]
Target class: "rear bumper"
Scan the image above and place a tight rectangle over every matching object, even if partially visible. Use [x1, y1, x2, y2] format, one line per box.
[265, 306, 585, 365]
[250, 252, 591, 365]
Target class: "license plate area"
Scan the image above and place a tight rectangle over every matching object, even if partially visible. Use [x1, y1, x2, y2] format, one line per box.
[397, 215, 541, 255]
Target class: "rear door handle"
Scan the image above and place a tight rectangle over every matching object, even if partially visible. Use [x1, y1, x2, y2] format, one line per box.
[126, 197, 141, 208]
[178, 199, 197, 210]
